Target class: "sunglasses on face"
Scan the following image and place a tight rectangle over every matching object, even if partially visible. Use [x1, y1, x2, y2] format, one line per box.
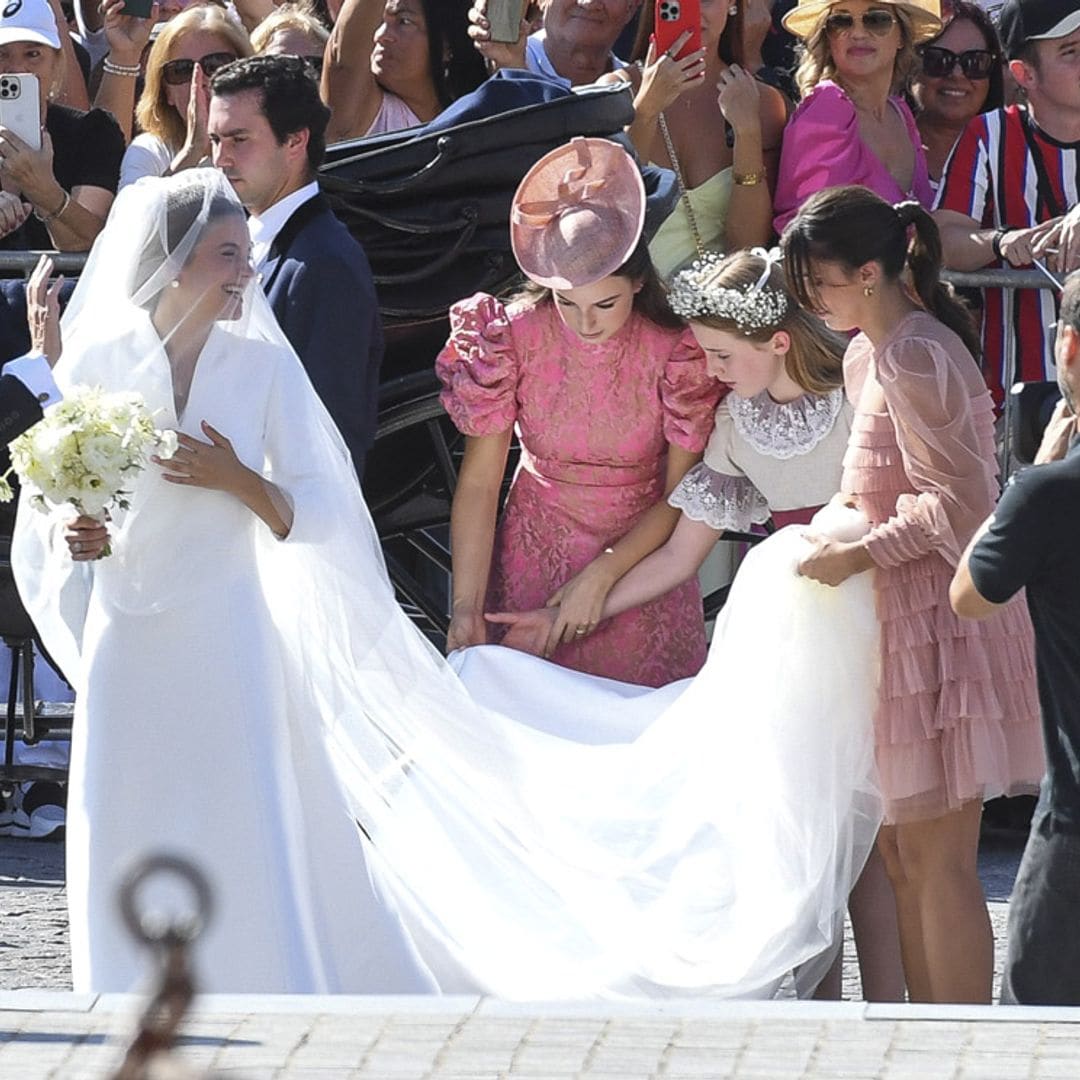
[919, 45, 996, 80]
[824, 9, 897, 36]
[161, 51, 236, 86]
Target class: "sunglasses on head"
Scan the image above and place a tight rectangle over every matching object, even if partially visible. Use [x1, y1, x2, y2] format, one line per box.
[161, 51, 236, 86]
[919, 45, 996, 79]
[824, 9, 897, 36]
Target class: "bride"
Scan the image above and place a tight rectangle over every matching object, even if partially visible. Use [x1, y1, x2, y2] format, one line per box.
[17, 167, 882, 999]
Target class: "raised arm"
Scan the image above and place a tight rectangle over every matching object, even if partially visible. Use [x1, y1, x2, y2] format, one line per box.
[92, 0, 158, 144]
[322, 0, 385, 143]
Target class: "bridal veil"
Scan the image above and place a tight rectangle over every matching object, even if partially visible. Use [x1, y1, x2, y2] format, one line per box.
[14, 170, 882, 999]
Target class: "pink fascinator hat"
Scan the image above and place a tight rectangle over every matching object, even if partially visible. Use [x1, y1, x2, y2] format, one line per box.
[510, 137, 646, 291]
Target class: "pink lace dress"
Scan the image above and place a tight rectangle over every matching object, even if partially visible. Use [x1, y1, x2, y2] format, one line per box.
[437, 294, 719, 687]
[842, 311, 1044, 824]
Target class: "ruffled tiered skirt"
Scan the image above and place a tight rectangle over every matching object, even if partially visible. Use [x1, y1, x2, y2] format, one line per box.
[845, 411, 1044, 824]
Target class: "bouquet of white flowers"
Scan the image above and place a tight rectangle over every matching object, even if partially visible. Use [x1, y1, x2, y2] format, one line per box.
[0, 386, 178, 556]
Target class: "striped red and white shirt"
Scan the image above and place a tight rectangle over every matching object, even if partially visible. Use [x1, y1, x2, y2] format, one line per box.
[935, 106, 1079, 407]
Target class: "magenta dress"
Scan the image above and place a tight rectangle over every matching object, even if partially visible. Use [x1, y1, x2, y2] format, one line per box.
[437, 294, 719, 687]
[773, 80, 933, 235]
[842, 311, 1044, 824]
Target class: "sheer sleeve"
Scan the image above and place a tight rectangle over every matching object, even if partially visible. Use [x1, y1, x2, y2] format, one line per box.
[773, 83, 863, 234]
[435, 293, 519, 437]
[668, 401, 767, 531]
[862, 333, 998, 569]
[660, 329, 723, 452]
[669, 463, 769, 532]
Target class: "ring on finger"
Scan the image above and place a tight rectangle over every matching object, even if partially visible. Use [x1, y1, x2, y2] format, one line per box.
[574, 627, 587, 636]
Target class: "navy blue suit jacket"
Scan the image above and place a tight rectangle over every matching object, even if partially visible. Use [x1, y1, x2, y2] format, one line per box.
[260, 193, 383, 478]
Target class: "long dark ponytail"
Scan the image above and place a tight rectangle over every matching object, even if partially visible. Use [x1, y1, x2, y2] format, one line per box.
[781, 185, 981, 360]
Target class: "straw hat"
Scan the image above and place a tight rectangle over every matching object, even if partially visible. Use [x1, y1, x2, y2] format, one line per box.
[510, 137, 646, 291]
[782, 0, 942, 44]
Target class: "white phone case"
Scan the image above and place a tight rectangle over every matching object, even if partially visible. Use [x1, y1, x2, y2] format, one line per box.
[0, 74, 41, 152]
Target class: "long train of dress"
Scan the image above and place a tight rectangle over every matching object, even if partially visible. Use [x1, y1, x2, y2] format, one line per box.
[17, 309, 882, 997]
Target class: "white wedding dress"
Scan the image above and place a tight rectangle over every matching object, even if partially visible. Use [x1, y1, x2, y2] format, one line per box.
[17, 316, 440, 994]
[15, 171, 883, 999]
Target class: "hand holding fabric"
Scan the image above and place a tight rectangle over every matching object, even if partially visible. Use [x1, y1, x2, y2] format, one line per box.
[797, 534, 874, 587]
[447, 607, 489, 652]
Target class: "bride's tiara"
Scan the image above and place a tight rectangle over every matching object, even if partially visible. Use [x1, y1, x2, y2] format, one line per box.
[668, 249, 789, 334]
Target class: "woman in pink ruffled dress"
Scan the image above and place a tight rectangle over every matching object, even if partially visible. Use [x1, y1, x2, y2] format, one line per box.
[437, 138, 719, 687]
[772, 0, 941, 234]
[783, 185, 1044, 1003]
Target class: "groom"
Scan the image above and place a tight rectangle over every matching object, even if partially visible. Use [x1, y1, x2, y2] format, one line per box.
[208, 55, 383, 479]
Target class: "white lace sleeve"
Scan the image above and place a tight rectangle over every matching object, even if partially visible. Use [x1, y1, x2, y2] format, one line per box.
[668, 462, 770, 532]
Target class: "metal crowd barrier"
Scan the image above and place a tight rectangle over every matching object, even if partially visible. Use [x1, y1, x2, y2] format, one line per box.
[0, 253, 1063, 481]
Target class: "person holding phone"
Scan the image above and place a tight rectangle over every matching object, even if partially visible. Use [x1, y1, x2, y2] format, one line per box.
[615, 0, 787, 279]
[0, 0, 124, 250]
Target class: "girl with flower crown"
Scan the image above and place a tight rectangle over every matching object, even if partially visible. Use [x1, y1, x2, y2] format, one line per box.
[487, 246, 907, 1001]
[437, 138, 720, 688]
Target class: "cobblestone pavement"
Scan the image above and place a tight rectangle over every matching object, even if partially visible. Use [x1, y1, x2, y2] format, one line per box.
[4, 995, 1080, 1078]
[0, 831, 1025, 997]
[0, 823, 1037, 1078]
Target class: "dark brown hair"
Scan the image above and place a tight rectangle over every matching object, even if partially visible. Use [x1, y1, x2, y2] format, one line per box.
[780, 185, 982, 360]
[510, 236, 683, 330]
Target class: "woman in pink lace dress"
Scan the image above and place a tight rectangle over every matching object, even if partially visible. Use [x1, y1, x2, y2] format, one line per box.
[437, 139, 718, 687]
[782, 185, 1044, 1003]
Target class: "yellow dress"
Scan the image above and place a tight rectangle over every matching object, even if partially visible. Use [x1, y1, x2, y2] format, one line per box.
[648, 168, 733, 280]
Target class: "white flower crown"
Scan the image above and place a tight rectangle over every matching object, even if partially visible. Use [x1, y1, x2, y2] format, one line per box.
[668, 248, 789, 334]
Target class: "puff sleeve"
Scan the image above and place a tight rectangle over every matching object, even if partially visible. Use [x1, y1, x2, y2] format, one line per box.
[862, 334, 998, 569]
[660, 330, 723, 452]
[435, 294, 520, 437]
[772, 83, 931, 234]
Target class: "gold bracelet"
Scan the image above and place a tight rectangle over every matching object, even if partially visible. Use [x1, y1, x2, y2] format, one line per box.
[733, 170, 765, 186]
[34, 190, 70, 224]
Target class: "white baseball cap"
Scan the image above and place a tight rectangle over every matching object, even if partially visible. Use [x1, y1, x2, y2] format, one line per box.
[0, 0, 62, 51]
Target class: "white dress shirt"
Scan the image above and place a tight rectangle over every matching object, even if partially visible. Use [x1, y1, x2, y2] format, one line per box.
[249, 181, 321, 272]
[3, 351, 60, 408]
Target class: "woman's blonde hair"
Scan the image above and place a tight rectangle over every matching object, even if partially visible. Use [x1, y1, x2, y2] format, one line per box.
[679, 251, 845, 395]
[794, 5, 917, 98]
[249, 2, 329, 55]
[136, 5, 252, 150]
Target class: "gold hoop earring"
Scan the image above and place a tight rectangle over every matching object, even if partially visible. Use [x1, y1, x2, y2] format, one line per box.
[863, 285, 874, 297]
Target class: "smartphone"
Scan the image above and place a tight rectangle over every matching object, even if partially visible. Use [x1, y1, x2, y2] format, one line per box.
[654, 0, 702, 62]
[122, 0, 155, 17]
[486, 0, 528, 44]
[0, 75, 40, 152]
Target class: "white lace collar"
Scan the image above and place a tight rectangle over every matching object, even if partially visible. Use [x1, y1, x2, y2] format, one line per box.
[729, 388, 844, 460]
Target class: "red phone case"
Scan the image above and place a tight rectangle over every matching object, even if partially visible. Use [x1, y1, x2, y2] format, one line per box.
[654, 0, 702, 61]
